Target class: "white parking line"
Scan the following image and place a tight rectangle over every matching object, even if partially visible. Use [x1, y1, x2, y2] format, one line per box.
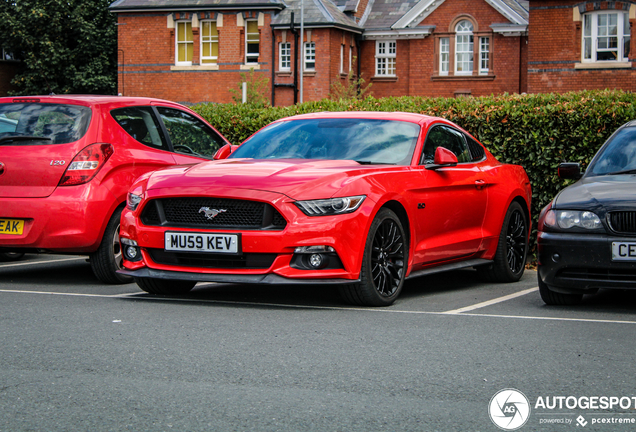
[0, 257, 87, 268]
[442, 287, 539, 314]
[1, 288, 635, 325]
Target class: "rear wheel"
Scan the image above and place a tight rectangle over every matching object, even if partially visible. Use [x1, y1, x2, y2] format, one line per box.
[538, 274, 583, 305]
[134, 277, 197, 295]
[90, 207, 132, 284]
[339, 208, 407, 306]
[478, 201, 528, 282]
[0, 252, 26, 262]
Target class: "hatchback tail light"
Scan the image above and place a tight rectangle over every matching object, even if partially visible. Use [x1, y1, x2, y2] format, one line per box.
[59, 143, 114, 186]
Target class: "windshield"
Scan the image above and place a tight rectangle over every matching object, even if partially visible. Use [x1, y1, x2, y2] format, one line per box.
[588, 127, 636, 176]
[229, 118, 420, 165]
[0, 103, 92, 145]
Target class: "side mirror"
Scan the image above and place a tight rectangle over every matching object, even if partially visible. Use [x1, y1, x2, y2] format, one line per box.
[557, 162, 582, 180]
[426, 147, 458, 170]
[213, 143, 234, 160]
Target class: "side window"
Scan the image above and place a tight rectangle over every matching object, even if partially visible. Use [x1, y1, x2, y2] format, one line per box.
[111, 107, 167, 150]
[156, 107, 226, 157]
[421, 125, 471, 164]
[465, 134, 486, 162]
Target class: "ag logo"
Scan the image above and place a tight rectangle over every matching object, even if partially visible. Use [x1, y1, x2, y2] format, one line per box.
[488, 389, 531, 430]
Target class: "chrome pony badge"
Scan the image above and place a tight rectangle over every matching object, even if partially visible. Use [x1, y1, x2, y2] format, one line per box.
[199, 207, 227, 220]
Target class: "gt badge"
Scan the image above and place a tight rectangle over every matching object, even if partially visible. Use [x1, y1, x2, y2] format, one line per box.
[199, 207, 227, 220]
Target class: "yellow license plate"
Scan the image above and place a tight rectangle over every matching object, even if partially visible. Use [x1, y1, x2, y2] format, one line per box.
[0, 219, 24, 235]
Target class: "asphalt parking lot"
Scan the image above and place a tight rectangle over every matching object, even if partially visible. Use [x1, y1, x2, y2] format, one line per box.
[1, 255, 636, 432]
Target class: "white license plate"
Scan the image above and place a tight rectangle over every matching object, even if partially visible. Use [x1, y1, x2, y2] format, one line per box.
[165, 232, 239, 254]
[611, 242, 636, 261]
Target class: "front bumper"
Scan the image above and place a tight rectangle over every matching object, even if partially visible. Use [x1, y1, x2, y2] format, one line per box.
[537, 231, 636, 294]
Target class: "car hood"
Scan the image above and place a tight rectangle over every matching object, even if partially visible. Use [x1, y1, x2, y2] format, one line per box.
[144, 159, 390, 199]
[555, 175, 636, 212]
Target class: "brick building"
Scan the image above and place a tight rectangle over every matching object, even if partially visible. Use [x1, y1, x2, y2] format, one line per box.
[528, 0, 636, 93]
[109, 0, 530, 105]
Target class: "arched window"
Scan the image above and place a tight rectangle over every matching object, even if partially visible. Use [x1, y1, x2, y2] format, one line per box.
[455, 20, 474, 74]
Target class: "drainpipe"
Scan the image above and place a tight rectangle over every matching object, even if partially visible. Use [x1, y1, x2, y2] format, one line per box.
[355, 35, 362, 97]
[271, 28, 276, 105]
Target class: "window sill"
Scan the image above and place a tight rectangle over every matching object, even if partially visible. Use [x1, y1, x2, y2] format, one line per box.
[276, 71, 292, 76]
[303, 71, 316, 76]
[431, 74, 495, 81]
[171, 65, 219, 71]
[371, 76, 397, 82]
[575, 61, 631, 70]
[240, 64, 261, 70]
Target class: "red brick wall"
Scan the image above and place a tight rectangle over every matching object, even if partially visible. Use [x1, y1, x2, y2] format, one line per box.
[528, 0, 636, 93]
[359, 0, 527, 98]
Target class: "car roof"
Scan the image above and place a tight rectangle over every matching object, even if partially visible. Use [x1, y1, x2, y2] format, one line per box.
[278, 111, 446, 126]
[0, 94, 187, 109]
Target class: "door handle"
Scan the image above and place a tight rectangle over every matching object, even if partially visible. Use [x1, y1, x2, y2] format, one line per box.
[475, 180, 486, 190]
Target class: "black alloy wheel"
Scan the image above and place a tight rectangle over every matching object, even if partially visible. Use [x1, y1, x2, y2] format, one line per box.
[339, 208, 407, 306]
[506, 208, 527, 275]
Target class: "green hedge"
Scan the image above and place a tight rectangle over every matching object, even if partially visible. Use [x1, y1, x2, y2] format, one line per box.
[193, 90, 636, 255]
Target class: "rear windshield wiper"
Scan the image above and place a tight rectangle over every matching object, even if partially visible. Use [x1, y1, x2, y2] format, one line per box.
[0, 136, 52, 145]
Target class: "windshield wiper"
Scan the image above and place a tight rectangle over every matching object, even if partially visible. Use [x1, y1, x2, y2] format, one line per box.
[355, 160, 396, 165]
[607, 169, 636, 176]
[0, 135, 52, 145]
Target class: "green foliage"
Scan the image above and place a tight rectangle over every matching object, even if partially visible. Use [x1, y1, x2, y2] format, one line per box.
[330, 68, 372, 101]
[193, 90, 636, 257]
[0, 0, 117, 96]
[229, 69, 270, 106]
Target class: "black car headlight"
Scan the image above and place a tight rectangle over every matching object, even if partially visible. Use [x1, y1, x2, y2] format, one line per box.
[544, 209, 603, 230]
[294, 195, 365, 216]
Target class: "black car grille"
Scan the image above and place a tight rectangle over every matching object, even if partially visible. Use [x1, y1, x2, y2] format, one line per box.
[608, 211, 636, 235]
[140, 198, 286, 230]
[148, 249, 277, 269]
[557, 268, 636, 283]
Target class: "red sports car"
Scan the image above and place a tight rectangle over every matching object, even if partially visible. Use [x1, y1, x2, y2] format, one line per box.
[0, 95, 230, 283]
[119, 112, 532, 306]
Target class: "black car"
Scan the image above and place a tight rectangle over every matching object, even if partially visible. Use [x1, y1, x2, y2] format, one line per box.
[538, 120, 636, 305]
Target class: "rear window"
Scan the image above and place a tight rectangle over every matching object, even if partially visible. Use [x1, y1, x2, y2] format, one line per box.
[0, 103, 92, 145]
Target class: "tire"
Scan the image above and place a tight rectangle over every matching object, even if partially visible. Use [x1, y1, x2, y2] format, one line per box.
[477, 201, 528, 283]
[0, 252, 26, 262]
[90, 206, 132, 284]
[339, 208, 407, 306]
[538, 274, 583, 305]
[134, 277, 197, 295]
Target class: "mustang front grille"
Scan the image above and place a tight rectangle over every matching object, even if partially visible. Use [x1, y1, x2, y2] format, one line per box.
[140, 198, 286, 230]
[148, 249, 277, 269]
[608, 211, 636, 235]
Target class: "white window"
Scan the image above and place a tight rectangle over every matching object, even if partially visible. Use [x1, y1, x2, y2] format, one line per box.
[340, 44, 345, 74]
[583, 11, 630, 62]
[245, 20, 259, 64]
[375, 40, 396, 76]
[175, 21, 193, 65]
[455, 20, 473, 74]
[201, 21, 219, 64]
[349, 46, 353, 72]
[304, 41, 315, 71]
[2, 48, 14, 61]
[479, 37, 490, 74]
[279, 42, 291, 71]
[439, 37, 449, 76]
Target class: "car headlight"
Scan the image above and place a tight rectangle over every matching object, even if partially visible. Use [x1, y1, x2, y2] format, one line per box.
[126, 192, 143, 211]
[544, 210, 603, 230]
[294, 195, 366, 216]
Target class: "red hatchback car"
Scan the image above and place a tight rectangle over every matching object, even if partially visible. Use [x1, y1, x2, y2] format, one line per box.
[0, 95, 230, 283]
[119, 112, 532, 306]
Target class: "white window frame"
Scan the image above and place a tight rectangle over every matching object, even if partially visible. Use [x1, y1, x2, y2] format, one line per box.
[2, 48, 15, 61]
[200, 20, 219, 64]
[439, 37, 449, 76]
[375, 40, 396, 77]
[245, 19, 260, 64]
[279, 42, 291, 71]
[340, 44, 345, 74]
[479, 36, 490, 75]
[349, 46, 353, 72]
[175, 20, 193, 66]
[455, 20, 474, 75]
[582, 11, 630, 63]
[304, 41, 316, 71]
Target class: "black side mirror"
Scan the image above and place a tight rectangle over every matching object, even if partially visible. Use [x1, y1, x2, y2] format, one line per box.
[557, 162, 582, 180]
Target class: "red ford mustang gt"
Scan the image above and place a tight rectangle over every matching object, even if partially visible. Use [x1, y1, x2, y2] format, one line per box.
[119, 112, 532, 306]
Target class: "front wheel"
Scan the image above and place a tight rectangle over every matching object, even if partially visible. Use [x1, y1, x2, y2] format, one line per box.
[135, 277, 197, 295]
[538, 274, 583, 305]
[478, 201, 528, 283]
[339, 208, 407, 306]
[0, 252, 26, 262]
[90, 207, 132, 284]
